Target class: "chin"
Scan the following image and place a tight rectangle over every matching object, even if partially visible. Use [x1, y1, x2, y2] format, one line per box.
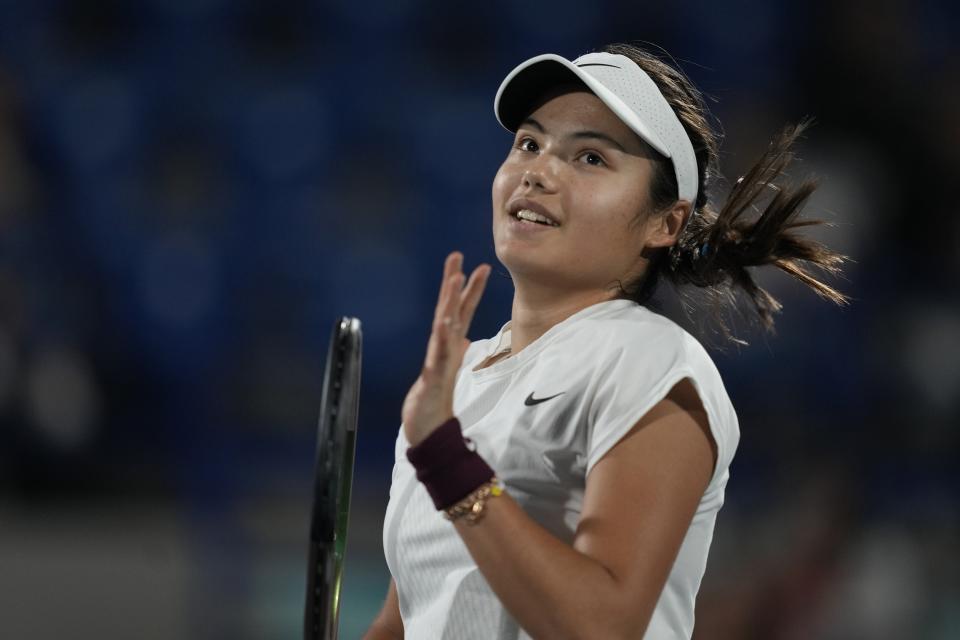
[495, 246, 560, 283]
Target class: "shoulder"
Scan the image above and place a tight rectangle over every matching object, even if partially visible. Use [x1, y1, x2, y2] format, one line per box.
[579, 304, 739, 488]
[574, 303, 703, 370]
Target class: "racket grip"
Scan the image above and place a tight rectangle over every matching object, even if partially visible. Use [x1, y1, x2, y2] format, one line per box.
[406, 417, 495, 510]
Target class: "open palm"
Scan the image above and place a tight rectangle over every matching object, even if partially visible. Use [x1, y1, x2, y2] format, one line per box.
[401, 251, 491, 446]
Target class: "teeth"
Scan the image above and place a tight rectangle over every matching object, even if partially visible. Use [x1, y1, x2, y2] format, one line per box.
[515, 209, 557, 226]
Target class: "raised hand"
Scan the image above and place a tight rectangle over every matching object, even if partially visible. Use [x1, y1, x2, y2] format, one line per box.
[401, 251, 491, 446]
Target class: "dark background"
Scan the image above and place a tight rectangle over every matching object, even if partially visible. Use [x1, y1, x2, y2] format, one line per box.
[0, 0, 957, 638]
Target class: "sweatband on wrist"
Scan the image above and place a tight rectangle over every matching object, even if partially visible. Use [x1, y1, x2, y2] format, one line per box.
[405, 417, 495, 511]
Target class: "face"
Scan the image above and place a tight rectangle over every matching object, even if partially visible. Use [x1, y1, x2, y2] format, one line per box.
[492, 87, 663, 295]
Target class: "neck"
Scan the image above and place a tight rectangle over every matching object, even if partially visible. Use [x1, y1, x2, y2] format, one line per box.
[507, 283, 620, 355]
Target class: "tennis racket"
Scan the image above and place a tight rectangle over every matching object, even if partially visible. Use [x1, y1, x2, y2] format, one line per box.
[304, 316, 363, 640]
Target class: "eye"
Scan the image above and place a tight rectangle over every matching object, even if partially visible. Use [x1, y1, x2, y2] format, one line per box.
[579, 151, 606, 167]
[516, 137, 539, 153]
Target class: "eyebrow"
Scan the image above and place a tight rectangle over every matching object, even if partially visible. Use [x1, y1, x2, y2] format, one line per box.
[519, 116, 628, 153]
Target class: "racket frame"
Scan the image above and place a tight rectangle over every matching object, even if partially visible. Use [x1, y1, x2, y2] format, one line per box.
[304, 316, 362, 640]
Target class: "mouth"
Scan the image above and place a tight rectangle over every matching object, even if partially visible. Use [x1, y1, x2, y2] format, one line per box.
[507, 200, 560, 227]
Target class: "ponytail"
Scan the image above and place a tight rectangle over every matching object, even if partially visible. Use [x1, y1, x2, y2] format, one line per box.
[604, 43, 851, 347]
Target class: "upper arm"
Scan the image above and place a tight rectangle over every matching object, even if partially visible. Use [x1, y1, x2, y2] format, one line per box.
[573, 377, 717, 634]
[367, 578, 404, 639]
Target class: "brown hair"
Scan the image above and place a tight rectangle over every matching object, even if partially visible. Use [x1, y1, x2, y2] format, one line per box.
[602, 42, 851, 347]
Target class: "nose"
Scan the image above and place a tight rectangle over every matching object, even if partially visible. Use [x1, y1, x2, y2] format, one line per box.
[522, 168, 545, 190]
[521, 156, 558, 192]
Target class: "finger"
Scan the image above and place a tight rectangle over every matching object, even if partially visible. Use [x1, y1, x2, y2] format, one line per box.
[424, 309, 451, 374]
[433, 252, 463, 324]
[459, 263, 490, 311]
[458, 264, 491, 332]
[440, 273, 465, 333]
[426, 274, 462, 371]
[424, 252, 467, 379]
[444, 251, 462, 281]
[424, 320, 446, 376]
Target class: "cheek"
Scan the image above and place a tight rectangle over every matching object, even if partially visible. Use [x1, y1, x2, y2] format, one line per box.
[574, 183, 644, 234]
[571, 183, 649, 265]
[491, 162, 516, 207]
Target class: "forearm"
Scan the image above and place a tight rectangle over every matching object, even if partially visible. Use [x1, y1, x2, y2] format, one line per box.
[453, 491, 632, 640]
[361, 621, 402, 640]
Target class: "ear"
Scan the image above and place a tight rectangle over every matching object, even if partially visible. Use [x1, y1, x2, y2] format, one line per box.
[644, 200, 694, 250]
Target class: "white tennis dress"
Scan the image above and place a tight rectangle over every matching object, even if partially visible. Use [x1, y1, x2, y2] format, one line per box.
[382, 298, 740, 639]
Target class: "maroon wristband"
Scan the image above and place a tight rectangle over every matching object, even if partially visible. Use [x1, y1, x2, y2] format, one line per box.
[406, 417, 495, 511]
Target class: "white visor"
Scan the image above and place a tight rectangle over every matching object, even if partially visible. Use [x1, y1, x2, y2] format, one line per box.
[494, 51, 698, 209]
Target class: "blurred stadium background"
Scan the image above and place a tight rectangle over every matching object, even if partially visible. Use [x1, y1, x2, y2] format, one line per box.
[0, 0, 957, 638]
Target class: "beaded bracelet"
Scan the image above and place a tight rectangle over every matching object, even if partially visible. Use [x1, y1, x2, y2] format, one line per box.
[443, 476, 503, 525]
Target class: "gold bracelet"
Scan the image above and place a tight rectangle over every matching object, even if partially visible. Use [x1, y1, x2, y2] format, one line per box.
[443, 477, 503, 525]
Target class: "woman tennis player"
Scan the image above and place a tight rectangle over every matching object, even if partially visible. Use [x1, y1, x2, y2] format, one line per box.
[364, 42, 848, 639]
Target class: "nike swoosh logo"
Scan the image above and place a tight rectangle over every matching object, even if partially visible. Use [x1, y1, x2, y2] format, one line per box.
[524, 391, 565, 406]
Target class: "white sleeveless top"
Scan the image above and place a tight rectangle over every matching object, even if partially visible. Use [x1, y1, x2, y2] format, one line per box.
[382, 299, 740, 639]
